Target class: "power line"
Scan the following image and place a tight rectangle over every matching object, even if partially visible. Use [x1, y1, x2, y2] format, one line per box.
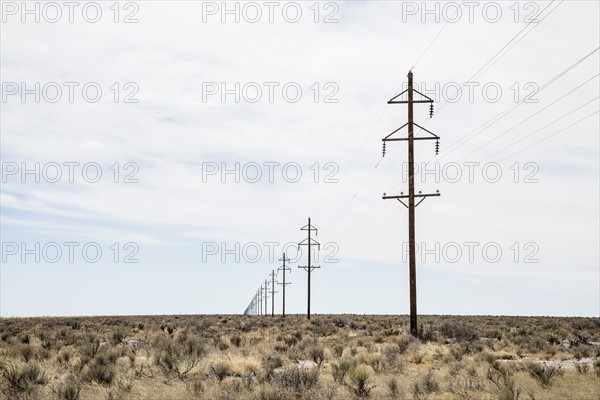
[318, 4, 568, 236]
[428, 0, 563, 121]
[496, 110, 599, 163]
[411, 1, 463, 69]
[346, 74, 598, 250]
[440, 45, 600, 158]
[458, 74, 600, 161]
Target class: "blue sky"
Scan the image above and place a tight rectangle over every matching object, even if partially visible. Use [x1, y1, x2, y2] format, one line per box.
[1, 0, 598, 317]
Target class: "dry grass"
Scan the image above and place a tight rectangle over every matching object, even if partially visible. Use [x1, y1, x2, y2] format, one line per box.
[0, 315, 598, 399]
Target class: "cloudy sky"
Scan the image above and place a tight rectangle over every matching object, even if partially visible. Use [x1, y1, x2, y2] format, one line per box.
[1, 0, 598, 317]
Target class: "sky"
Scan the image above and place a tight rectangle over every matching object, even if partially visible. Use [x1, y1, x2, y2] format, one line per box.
[1, 0, 598, 317]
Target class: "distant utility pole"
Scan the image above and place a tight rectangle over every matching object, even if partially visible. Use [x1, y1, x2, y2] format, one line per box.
[258, 287, 263, 316]
[298, 217, 320, 320]
[270, 270, 277, 317]
[264, 279, 269, 316]
[278, 252, 291, 317]
[382, 70, 440, 337]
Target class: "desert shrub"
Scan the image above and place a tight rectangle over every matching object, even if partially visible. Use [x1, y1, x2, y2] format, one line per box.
[262, 354, 283, 378]
[38, 331, 53, 350]
[284, 335, 299, 347]
[547, 333, 561, 345]
[215, 338, 229, 351]
[332, 318, 347, 328]
[211, 361, 231, 381]
[572, 344, 593, 359]
[412, 351, 425, 364]
[575, 331, 592, 345]
[80, 335, 101, 358]
[332, 344, 344, 358]
[418, 325, 436, 342]
[155, 335, 205, 377]
[332, 358, 356, 384]
[420, 369, 440, 392]
[58, 348, 72, 365]
[52, 375, 81, 400]
[84, 362, 115, 385]
[396, 336, 412, 354]
[365, 353, 383, 372]
[255, 386, 286, 400]
[1, 362, 48, 398]
[298, 337, 317, 351]
[487, 363, 521, 400]
[18, 344, 35, 362]
[440, 322, 479, 342]
[593, 359, 600, 378]
[346, 367, 375, 398]
[386, 377, 400, 398]
[230, 335, 242, 347]
[111, 328, 126, 345]
[576, 362, 590, 374]
[272, 365, 319, 392]
[412, 368, 440, 398]
[274, 344, 288, 353]
[19, 333, 31, 344]
[526, 362, 562, 387]
[306, 344, 325, 367]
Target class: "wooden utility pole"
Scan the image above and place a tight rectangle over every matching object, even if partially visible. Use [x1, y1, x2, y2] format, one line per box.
[270, 270, 277, 317]
[258, 287, 263, 315]
[278, 252, 291, 317]
[382, 70, 440, 337]
[298, 217, 320, 320]
[263, 280, 269, 316]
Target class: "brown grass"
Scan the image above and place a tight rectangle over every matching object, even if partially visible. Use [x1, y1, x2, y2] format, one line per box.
[0, 315, 598, 399]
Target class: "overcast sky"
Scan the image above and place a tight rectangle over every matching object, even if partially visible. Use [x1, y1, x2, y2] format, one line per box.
[1, 0, 598, 317]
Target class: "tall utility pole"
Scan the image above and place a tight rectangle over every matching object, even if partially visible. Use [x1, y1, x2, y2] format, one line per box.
[270, 270, 277, 317]
[258, 287, 263, 316]
[298, 217, 320, 320]
[382, 70, 440, 337]
[278, 252, 291, 317]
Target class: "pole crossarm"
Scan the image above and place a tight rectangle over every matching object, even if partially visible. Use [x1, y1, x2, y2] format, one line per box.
[298, 238, 320, 247]
[383, 192, 440, 208]
[388, 88, 434, 104]
[298, 265, 321, 272]
[382, 123, 439, 142]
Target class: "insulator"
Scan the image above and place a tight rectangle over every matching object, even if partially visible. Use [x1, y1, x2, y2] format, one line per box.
[382, 142, 387, 157]
[435, 139, 440, 155]
[429, 103, 434, 118]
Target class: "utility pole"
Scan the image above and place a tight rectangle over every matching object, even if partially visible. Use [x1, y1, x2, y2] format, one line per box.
[270, 270, 277, 317]
[278, 252, 291, 317]
[382, 70, 440, 337]
[258, 287, 263, 316]
[264, 279, 269, 316]
[298, 217, 320, 320]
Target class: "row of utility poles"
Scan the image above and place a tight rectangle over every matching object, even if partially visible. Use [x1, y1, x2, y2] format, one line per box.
[243, 218, 320, 319]
[244, 70, 441, 338]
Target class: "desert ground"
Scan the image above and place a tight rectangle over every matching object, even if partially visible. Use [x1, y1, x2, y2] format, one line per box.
[0, 315, 598, 399]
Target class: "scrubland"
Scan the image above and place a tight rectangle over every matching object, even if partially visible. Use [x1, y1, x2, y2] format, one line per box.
[1, 315, 599, 399]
